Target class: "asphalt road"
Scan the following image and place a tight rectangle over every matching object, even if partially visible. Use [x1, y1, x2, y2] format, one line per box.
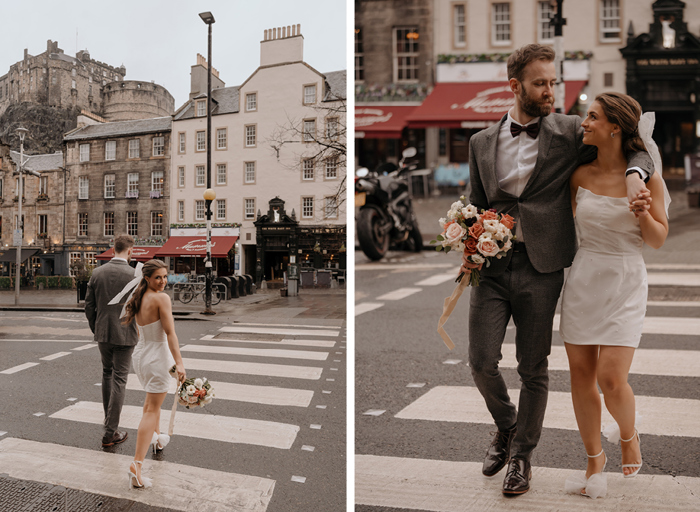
[0, 310, 347, 512]
[355, 248, 700, 511]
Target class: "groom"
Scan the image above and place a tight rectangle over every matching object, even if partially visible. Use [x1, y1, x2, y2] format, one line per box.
[464, 44, 653, 496]
[85, 234, 138, 447]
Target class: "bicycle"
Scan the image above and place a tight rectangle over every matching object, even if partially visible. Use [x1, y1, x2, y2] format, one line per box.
[177, 282, 223, 305]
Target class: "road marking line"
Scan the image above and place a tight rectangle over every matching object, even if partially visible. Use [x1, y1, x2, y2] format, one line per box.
[206, 335, 337, 348]
[40, 352, 72, 361]
[182, 357, 323, 380]
[355, 302, 384, 316]
[230, 322, 341, 329]
[363, 410, 386, 416]
[647, 263, 700, 271]
[310, 424, 322, 429]
[0, 438, 275, 512]
[356, 262, 456, 271]
[647, 301, 700, 307]
[407, 383, 426, 388]
[33, 412, 45, 417]
[443, 359, 462, 365]
[500, 344, 700, 378]
[1, 326, 93, 336]
[180, 344, 329, 361]
[0, 432, 6, 437]
[0, 362, 39, 374]
[395, 386, 700, 438]
[553, 314, 700, 336]
[219, 326, 339, 337]
[301, 445, 315, 452]
[356, 454, 700, 512]
[0, 339, 93, 343]
[647, 272, 700, 286]
[291, 476, 306, 483]
[415, 274, 456, 286]
[51, 402, 299, 449]
[126, 374, 314, 407]
[71, 344, 96, 351]
[376, 287, 422, 301]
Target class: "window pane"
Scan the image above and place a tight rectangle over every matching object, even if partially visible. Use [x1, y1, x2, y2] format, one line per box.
[217, 163, 227, 185]
[216, 199, 226, 220]
[196, 166, 206, 186]
[79, 176, 89, 199]
[245, 125, 256, 147]
[127, 212, 138, 236]
[104, 174, 115, 198]
[245, 162, 256, 183]
[105, 141, 116, 160]
[195, 200, 205, 220]
[244, 199, 255, 219]
[151, 211, 163, 236]
[178, 201, 185, 221]
[303, 159, 314, 180]
[217, 128, 227, 149]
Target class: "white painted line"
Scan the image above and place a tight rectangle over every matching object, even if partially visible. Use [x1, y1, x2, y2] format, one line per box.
[0, 339, 93, 344]
[356, 454, 700, 512]
[647, 301, 700, 307]
[415, 274, 456, 286]
[443, 359, 462, 365]
[326, 378, 335, 382]
[67, 398, 78, 402]
[126, 374, 314, 407]
[356, 262, 455, 271]
[407, 383, 426, 388]
[553, 314, 700, 336]
[213, 337, 336, 348]
[310, 424, 322, 430]
[0, 432, 6, 437]
[94, 383, 101, 386]
[334, 359, 341, 362]
[500, 344, 700, 378]
[33, 413, 45, 417]
[316, 405, 327, 409]
[231, 322, 340, 330]
[647, 272, 700, 286]
[647, 263, 700, 271]
[40, 352, 72, 361]
[182, 357, 323, 380]
[355, 302, 384, 316]
[71, 344, 95, 351]
[330, 368, 338, 371]
[51, 402, 300, 449]
[322, 390, 331, 394]
[376, 287, 422, 301]
[180, 344, 329, 361]
[219, 326, 339, 337]
[363, 410, 386, 416]
[0, 438, 275, 512]
[32, 316, 87, 323]
[0, 362, 39, 375]
[395, 386, 700, 438]
[301, 445, 315, 452]
[291, 476, 306, 483]
[335, 351, 343, 354]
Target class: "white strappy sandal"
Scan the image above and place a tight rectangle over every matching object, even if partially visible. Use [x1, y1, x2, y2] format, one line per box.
[150, 432, 170, 454]
[128, 460, 153, 489]
[621, 429, 643, 478]
[565, 449, 607, 499]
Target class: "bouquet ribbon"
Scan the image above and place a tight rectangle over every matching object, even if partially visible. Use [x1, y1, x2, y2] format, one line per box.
[437, 276, 469, 350]
[168, 382, 180, 437]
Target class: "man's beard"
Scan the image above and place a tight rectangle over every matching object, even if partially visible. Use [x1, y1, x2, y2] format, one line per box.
[520, 83, 554, 118]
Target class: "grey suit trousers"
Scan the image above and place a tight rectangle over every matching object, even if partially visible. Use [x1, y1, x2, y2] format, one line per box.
[98, 342, 135, 437]
[468, 250, 564, 460]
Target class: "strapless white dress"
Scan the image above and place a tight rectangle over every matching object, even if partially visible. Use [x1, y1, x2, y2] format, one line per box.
[132, 319, 175, 393]
[560, 187, 647, 348]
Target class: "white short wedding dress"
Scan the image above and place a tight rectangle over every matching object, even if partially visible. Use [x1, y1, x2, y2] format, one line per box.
[132, 319, 175, 393]
[560, 187, 647, 348]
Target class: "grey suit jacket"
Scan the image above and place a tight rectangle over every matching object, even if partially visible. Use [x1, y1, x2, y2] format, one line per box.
[469, 113, 653, 275]
[85, 259, 138, 346]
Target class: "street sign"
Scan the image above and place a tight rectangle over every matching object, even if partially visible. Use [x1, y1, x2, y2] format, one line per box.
[13, 229, 22, 247]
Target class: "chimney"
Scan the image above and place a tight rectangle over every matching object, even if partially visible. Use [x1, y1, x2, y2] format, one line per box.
[190, 53, 226, 99]
[260, 24, 303, 67]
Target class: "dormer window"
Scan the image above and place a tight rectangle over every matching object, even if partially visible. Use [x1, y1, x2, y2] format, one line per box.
[196, 100, 207, 117]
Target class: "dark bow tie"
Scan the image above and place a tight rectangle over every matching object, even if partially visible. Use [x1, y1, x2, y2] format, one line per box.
[510, 121, 540, 139]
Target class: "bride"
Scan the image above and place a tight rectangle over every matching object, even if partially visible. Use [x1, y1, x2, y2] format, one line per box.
[560, 92, 669, 499]
[122, 259, 186, 489]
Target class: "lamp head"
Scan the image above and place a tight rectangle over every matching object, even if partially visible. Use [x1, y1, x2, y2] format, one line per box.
[199, 11, 215, 24]
[203, 188, 216, 201]
[16, 127, 28, 142]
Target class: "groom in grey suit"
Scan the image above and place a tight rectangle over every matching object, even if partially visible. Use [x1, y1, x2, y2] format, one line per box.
[85, 234, 138, 447]
[464, 44, 653, 495]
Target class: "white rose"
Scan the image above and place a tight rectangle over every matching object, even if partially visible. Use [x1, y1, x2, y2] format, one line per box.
[194, 378, 203, 389]
[186, 385, 196, 395]
[471, 254, 485, 264]
[446, 208, 459, 220]
[444, 223, 467, 246]
[438, 217, 447, 229]
[203, 396, 213, 404]
[206, 387, 215, 397]
[461, 204, 479, 219]
[483, 220, 500, 233]
[456, 241, 465, 252]
[477, 236, 500, 257]
[451, 200, 465, 211]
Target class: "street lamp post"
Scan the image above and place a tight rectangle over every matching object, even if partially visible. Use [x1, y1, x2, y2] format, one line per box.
[200, 11, 216, 315]
[550, 0, 567, 113]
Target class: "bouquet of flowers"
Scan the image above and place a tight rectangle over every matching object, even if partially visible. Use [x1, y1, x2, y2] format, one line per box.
[430, 196, 516, 286]
[169, 365, 215, 408]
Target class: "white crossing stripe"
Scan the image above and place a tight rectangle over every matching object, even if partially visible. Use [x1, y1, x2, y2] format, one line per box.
[202, 335, 336, 348]
[0, 339, 93, 344]
[231, 322, 341, 329]
[182, 357, 323, 380]
[356, 455, 700, 512]
[499, 344, 700, 378]
[415, 274, 456, 286]
[395, 386, 700, 438]
[219, 326, 339, 337]
[126, 374, 314, 407]
[1, 326, 93, 336]
[355, 302, 384, 316]
[0, 362, 39, 374]
[376, 288, 422, 301]
[40, 352, 72, 361]
[647, 301, 700, 307]
[180, 344, 329, 361]
[0, 438, 274, 512]
[552, 314, 700, 336]
[356, 262, 455, 271]
[647, 263, 700, 271]
[51, 401, 300, 449]
[647, 272, 700, 286]
[72, 344, 95, 351]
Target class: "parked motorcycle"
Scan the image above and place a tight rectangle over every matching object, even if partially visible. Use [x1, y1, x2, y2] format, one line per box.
[355, 147, 423, 260]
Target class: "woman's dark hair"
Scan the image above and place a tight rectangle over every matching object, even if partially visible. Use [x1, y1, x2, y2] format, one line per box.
[122, 259, 167, 325]
[594, 92, 647, 158]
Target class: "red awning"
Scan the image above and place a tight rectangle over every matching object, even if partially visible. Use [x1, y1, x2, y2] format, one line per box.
[406, 81, 587, 128]
[355, 105, 418, 138]
[154, 236, 237, 258]
[96, 246, 161, 261]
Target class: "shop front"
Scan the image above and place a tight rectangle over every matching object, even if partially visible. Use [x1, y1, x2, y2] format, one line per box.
[156, 234, 238, 278]
[96, 246, 162, 263]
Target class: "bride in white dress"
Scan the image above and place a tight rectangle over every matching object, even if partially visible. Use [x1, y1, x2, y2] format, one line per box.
[560, 93, 668, 498]
[122, 259, 186, 489]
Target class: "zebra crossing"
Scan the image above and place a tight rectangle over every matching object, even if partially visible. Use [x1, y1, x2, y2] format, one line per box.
[0, 317, 346, 512]
[355, 262, 700, 511]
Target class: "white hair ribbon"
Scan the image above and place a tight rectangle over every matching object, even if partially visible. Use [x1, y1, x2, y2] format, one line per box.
[107, 262, 144, 319]
[638, 112, 671, 217]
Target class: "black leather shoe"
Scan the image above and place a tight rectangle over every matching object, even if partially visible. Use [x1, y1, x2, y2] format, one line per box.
[482, 426, 516, 477]
[102, 430, 128, 447]
[502, 458, 532, 496]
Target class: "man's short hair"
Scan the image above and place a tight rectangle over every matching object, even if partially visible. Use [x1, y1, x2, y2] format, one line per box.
[507, 44, 556, 82]
[114, 234, 135, 254]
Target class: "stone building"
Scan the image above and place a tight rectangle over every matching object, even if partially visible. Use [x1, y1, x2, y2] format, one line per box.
[171, 25, 346, 285]
[0, 40, 174, 121]
[62, 117, 172, 272]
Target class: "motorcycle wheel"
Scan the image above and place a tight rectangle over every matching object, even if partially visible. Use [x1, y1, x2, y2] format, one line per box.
[357, 208, 390, 260]
[408, 222, 423, 252]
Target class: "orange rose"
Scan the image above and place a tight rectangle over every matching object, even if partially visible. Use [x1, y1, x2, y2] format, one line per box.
[481, 210, 498, 221]
[464, 238, 478, 255]
[468, 223, 485, 239]
[500, 214, 515, 231]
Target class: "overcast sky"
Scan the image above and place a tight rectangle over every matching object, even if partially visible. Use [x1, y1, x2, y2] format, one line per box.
[0, 0, 347, 108]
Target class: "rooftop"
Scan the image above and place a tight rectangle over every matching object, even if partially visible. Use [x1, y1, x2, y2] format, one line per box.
[63, 116, 172, 141]
[10, 151, 63, 172]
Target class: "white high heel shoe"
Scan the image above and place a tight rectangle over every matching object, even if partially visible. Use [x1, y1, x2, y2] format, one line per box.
[128, 460, 153, 489]
[621, 429, 642, 478]
[565, 449, 607, 499]
[150, 432, 171, 454]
